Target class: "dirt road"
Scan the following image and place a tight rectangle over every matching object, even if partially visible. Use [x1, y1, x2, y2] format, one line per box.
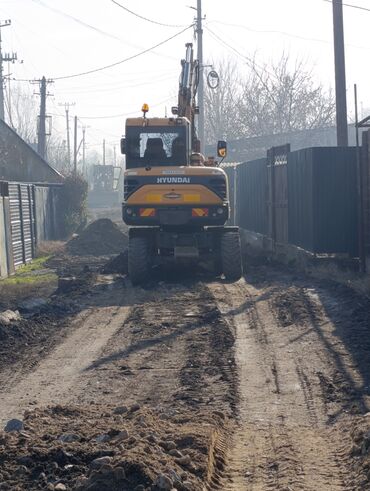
[1, 257, 370, 490]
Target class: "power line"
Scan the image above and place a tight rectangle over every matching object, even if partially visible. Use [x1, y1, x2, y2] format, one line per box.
[78, 96, 175, 120]
[209, 19, 333, 46]
[205, 26, 281, 108]
[29, 0, 178, 62]
[323, 0, 370, 13]
[208, 18, 370, 52]
[30, 0, 125, 43]
[55, 72, 178, 96]
[110, 0, 186, 28]
[205, 26, 276, 79]
[14, 24, 192, 82]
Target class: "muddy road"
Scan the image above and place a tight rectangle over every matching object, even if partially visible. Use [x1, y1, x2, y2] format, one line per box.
[1, 253, 370, 490]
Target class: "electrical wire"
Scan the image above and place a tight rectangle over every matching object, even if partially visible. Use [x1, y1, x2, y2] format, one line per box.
[208, 20, 332, 46]
[30, 0, 125, 43]
[204, 25, 282, 108]
[29, 0, 179, 62]
[205, 26, 276, 79]
[110, 0, 186, 28]
[208, 19, 370, 52]
[14, 24, 193, 82]
[78, 96, 175, 120]
[323, 0, 370, 12]
[56, 72, 179, 97]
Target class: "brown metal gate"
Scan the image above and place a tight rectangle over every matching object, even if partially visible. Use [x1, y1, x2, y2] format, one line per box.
[267, 144, 290, 246]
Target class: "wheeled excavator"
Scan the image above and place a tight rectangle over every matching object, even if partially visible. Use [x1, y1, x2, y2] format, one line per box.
[120, 43, 242, 284]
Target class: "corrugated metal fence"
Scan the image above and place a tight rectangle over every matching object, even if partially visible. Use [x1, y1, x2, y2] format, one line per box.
[225, 146, 359, 256]
[0, 181, 63, 278]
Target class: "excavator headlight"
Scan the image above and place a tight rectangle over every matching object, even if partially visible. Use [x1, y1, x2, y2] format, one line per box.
[171, 106, 179, 115]
[126, 208, 133, 215]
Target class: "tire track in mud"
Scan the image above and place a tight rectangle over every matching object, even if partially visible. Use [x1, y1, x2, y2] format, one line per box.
[80, 282, 238, 416]
[0, 281, 139, 426]
[208, 278, 349, 490]
[0, 277, 240, 490]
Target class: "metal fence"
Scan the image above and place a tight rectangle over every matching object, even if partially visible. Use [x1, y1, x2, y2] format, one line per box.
[224, 159, 268, 234]
[0, 181, 63, 278]
[361, 131, 370, 263]
[228, 145, 359, 256]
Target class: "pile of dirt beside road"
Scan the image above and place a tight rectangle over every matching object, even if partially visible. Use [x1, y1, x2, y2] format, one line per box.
[101, 250, 128, 275]
[0, 403, 225, 490]
[67, 219, 127, 257]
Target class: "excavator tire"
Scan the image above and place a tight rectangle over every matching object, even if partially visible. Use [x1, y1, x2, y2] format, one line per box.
[128, 235, 150, 285]
[220, 231, 243, 281]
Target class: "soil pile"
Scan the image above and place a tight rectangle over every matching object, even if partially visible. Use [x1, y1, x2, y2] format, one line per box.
[0, 404, 221, 490]
[101, 250, 128, 275]
[67, 219, 128, 256]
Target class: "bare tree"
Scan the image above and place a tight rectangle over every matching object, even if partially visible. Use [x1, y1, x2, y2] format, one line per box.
[240, 55, 335, 136]
[7, 84, 38, 144]
[7, 85, 71, 172]
[204, 60, 243, 145]
[46, 134, 69, 173]
[204, 54, 335, 144]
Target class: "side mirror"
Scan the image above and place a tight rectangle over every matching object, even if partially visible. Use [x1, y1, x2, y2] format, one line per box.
[120, 137, 126, 155]
[217, 140, 227, 158]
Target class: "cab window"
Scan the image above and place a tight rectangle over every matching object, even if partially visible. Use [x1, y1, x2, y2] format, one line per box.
[126, 127, 187, 168]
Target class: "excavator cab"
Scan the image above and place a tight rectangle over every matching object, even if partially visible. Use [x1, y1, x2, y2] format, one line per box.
[121, 118, 190, 169]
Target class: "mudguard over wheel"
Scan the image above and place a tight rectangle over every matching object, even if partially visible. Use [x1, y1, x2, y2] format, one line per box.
[220, 231, 243, 281]
[128, 236, 150, 285]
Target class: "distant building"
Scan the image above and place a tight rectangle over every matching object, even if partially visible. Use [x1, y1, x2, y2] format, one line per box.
[0, 119, 63, 184]
[207, 125, 359, 163]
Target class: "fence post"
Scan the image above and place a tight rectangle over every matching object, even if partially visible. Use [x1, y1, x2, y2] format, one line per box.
[28, 185, 36, 257]
[267, 147, 276, 251]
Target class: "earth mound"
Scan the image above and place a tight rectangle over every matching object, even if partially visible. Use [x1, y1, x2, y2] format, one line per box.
[67, 219, 128, 256]
[101, 250, 128, 275]
[0, 404, 215, 490]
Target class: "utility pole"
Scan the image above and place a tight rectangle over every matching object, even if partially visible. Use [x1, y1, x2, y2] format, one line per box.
[73, 115, 78, 175]
[103, 139, 106, 165]
[332, 0, 348, 146]
[59, 102, 75, 169]
[196, 0, 204, 154]
[38, 77, 46, 159]
[82, 127, 86, 175]
[32, 76, 53, 159]
[0, 19, 11, 121]
[5, 54, 19, 126]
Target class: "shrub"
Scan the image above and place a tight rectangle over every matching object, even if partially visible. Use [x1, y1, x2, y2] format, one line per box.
[59, 173, 88, 237]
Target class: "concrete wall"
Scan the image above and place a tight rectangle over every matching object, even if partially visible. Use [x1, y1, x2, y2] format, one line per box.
[0, 120, 63, 184]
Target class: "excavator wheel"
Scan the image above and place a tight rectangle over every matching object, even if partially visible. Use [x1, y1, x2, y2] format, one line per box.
[220, 231, 243, 281]
[128, 235, 151, 285]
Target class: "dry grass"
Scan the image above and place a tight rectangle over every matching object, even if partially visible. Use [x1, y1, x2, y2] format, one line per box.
[36, 241, 66, 257]
[0, 254, 58, 309]
[309, 262, 370, 298]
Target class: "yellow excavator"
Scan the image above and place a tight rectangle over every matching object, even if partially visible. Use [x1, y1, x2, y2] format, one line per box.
[120, 43, 242, 284]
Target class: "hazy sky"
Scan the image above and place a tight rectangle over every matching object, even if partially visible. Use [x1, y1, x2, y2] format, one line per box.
[1, 0, 369, 161]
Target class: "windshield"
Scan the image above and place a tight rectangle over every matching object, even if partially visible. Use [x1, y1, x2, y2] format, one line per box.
[125, 126, 187, 169]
